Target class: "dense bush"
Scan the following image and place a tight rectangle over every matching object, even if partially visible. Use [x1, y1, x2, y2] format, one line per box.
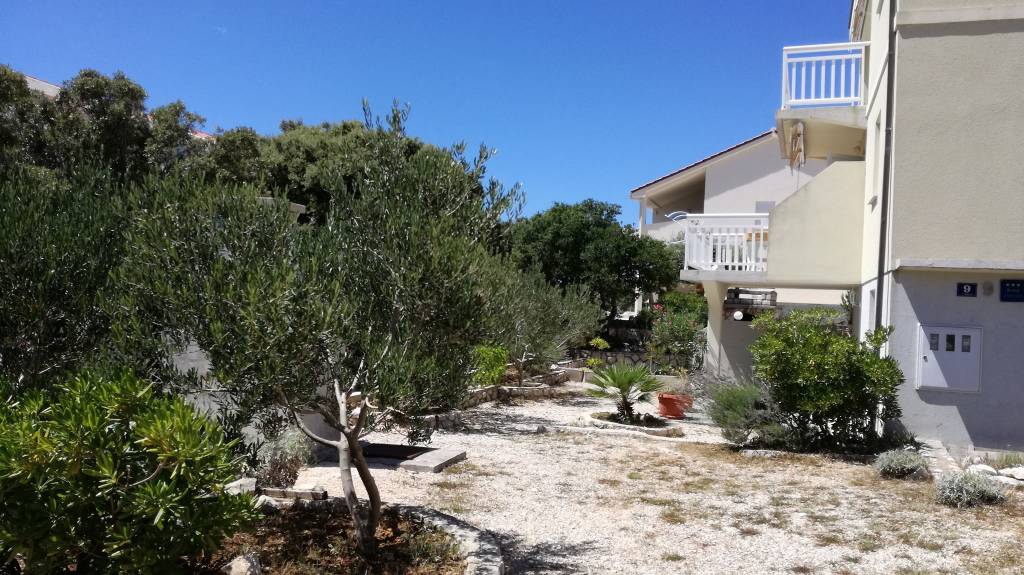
[708, 384, 773, 446]
[749, 308, 904, 449]
[478, 261, 604, 384]
[936, 472, 1007, 508]
[658, 290, 708, 323]
[875, 450, 929, 479]
[0, 372, 258, 573]
[647, 303, 706, 372]
[471, 345, 510, 388]
[0, 166, 132, 388]
[256, 427, 317, 489]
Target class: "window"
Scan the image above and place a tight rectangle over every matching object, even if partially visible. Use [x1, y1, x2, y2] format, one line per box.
[962, 335, 972, 353]
[755, 201, 775, 214]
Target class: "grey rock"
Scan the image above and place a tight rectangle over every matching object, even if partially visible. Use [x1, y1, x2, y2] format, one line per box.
[998, 467, 1024, 481]
[225, 477, 257, 495]
[991, 475, 1023, 489]
[535, 424, 548, 434]
[221, 553, 261, 575]
[967, 464, 998, 476]
[254, 495, 280, 514]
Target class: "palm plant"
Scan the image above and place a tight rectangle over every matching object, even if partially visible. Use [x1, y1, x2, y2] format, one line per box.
[586, 364, 663, 423]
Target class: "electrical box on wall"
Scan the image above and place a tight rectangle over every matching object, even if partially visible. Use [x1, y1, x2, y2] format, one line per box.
[916, 325, 982, 392]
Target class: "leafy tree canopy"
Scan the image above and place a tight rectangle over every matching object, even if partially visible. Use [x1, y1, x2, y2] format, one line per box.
[511, 199, 679, 320]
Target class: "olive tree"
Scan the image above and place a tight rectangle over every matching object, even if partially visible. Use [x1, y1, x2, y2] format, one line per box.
[110, 107, 523, 555]
[478, 260, 603, 383]
[0, 166, 131, 387]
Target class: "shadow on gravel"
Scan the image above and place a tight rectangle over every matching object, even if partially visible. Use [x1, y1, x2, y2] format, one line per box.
[493, 532, 598, 574]
[458, 407, 559, 436]
[550, 396, 602, 409]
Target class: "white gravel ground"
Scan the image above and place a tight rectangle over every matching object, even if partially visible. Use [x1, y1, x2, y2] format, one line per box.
[295, 393, 1024, 575]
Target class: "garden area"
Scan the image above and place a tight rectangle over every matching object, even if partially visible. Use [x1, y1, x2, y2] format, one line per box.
[2, 66, 1023, 575]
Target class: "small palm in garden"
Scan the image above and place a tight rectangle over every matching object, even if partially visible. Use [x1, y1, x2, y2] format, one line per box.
[586, 364, 663, 423]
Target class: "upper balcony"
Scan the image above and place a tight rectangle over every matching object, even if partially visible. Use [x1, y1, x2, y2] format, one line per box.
[776, 42, 869, 162]
[782, 42, 868, 109]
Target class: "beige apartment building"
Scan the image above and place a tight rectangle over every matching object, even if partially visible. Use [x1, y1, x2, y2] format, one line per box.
[633, 0, 1024, 451]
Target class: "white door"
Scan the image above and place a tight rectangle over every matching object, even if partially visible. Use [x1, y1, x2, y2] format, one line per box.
[917, 325, 982, 392]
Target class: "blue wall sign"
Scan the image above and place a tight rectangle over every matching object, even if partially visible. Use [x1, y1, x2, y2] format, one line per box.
[1000, 279, 1024, 302]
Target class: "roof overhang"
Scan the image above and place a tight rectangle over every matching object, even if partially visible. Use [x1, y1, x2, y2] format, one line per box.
[895, 259, 1024, 273]
[629, 130, 775, 200]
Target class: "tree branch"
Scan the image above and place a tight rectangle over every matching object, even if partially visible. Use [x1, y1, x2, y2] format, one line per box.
[277, 387, 338, 448]
[128, 462, 165, 489]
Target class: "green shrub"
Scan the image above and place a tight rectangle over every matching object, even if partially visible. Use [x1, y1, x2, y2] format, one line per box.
[471, 345, 510, 388]
[875, 450, 929, 479]
[936, 472, 1007, 508]
[749, 308, 904, 449]
[707, 384, 780, 446]
[585, 357, 605, 370]
[589, 337, 611, 351]
[647, 304, 706, 371]
[0, 372, 259, 573]
[987, 451, 1024, 469]
[586, 364, 663, 423]
[658, 290, 708, 323]
[256, 427, 317, 489]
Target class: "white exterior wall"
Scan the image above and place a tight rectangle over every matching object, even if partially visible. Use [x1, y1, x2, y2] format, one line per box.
[698, 135, 843, 309]
[702, 136, 827, 214]
[856, 0, 893, 338]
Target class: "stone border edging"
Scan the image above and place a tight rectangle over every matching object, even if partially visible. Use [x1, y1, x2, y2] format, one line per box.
[579, 413, 685, 437]
[386, 503, 506, 575]
[919, 438, 962, 480]
[548, 423, 700, 444]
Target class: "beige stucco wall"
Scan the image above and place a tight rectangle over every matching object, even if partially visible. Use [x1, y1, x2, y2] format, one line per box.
[888, 18, 1024, 264]
[703, 136, 827, 214]
[902, 0, 1024, 10]
[766, 161, 865, 287]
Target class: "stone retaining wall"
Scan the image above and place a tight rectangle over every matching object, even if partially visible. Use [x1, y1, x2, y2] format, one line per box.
[571, 350, 650, 366]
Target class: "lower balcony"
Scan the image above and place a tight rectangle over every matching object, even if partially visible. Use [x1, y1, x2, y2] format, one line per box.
[678, 213, 770, 274]
[675, 161, 866, 289]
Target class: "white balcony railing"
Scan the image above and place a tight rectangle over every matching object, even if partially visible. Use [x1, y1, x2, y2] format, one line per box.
[782, 42, 868, 109]
[669, 212, 770, 273]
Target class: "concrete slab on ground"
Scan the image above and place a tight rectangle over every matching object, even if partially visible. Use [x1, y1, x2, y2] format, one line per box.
[364, 447, 467, 473]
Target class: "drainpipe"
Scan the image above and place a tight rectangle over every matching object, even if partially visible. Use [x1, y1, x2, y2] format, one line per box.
[874, 0, 897, 330]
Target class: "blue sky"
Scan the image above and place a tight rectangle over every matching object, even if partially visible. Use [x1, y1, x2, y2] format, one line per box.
[1, 1, 850, 219]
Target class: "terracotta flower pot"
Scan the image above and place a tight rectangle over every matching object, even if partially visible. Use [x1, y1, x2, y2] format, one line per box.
[657, 392, 693, 419]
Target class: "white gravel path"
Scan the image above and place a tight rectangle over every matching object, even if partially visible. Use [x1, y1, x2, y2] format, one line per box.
[295, 393, 1024, 575]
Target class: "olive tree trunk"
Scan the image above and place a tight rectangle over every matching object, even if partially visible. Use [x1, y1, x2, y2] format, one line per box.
[280, 362, 383, 557]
